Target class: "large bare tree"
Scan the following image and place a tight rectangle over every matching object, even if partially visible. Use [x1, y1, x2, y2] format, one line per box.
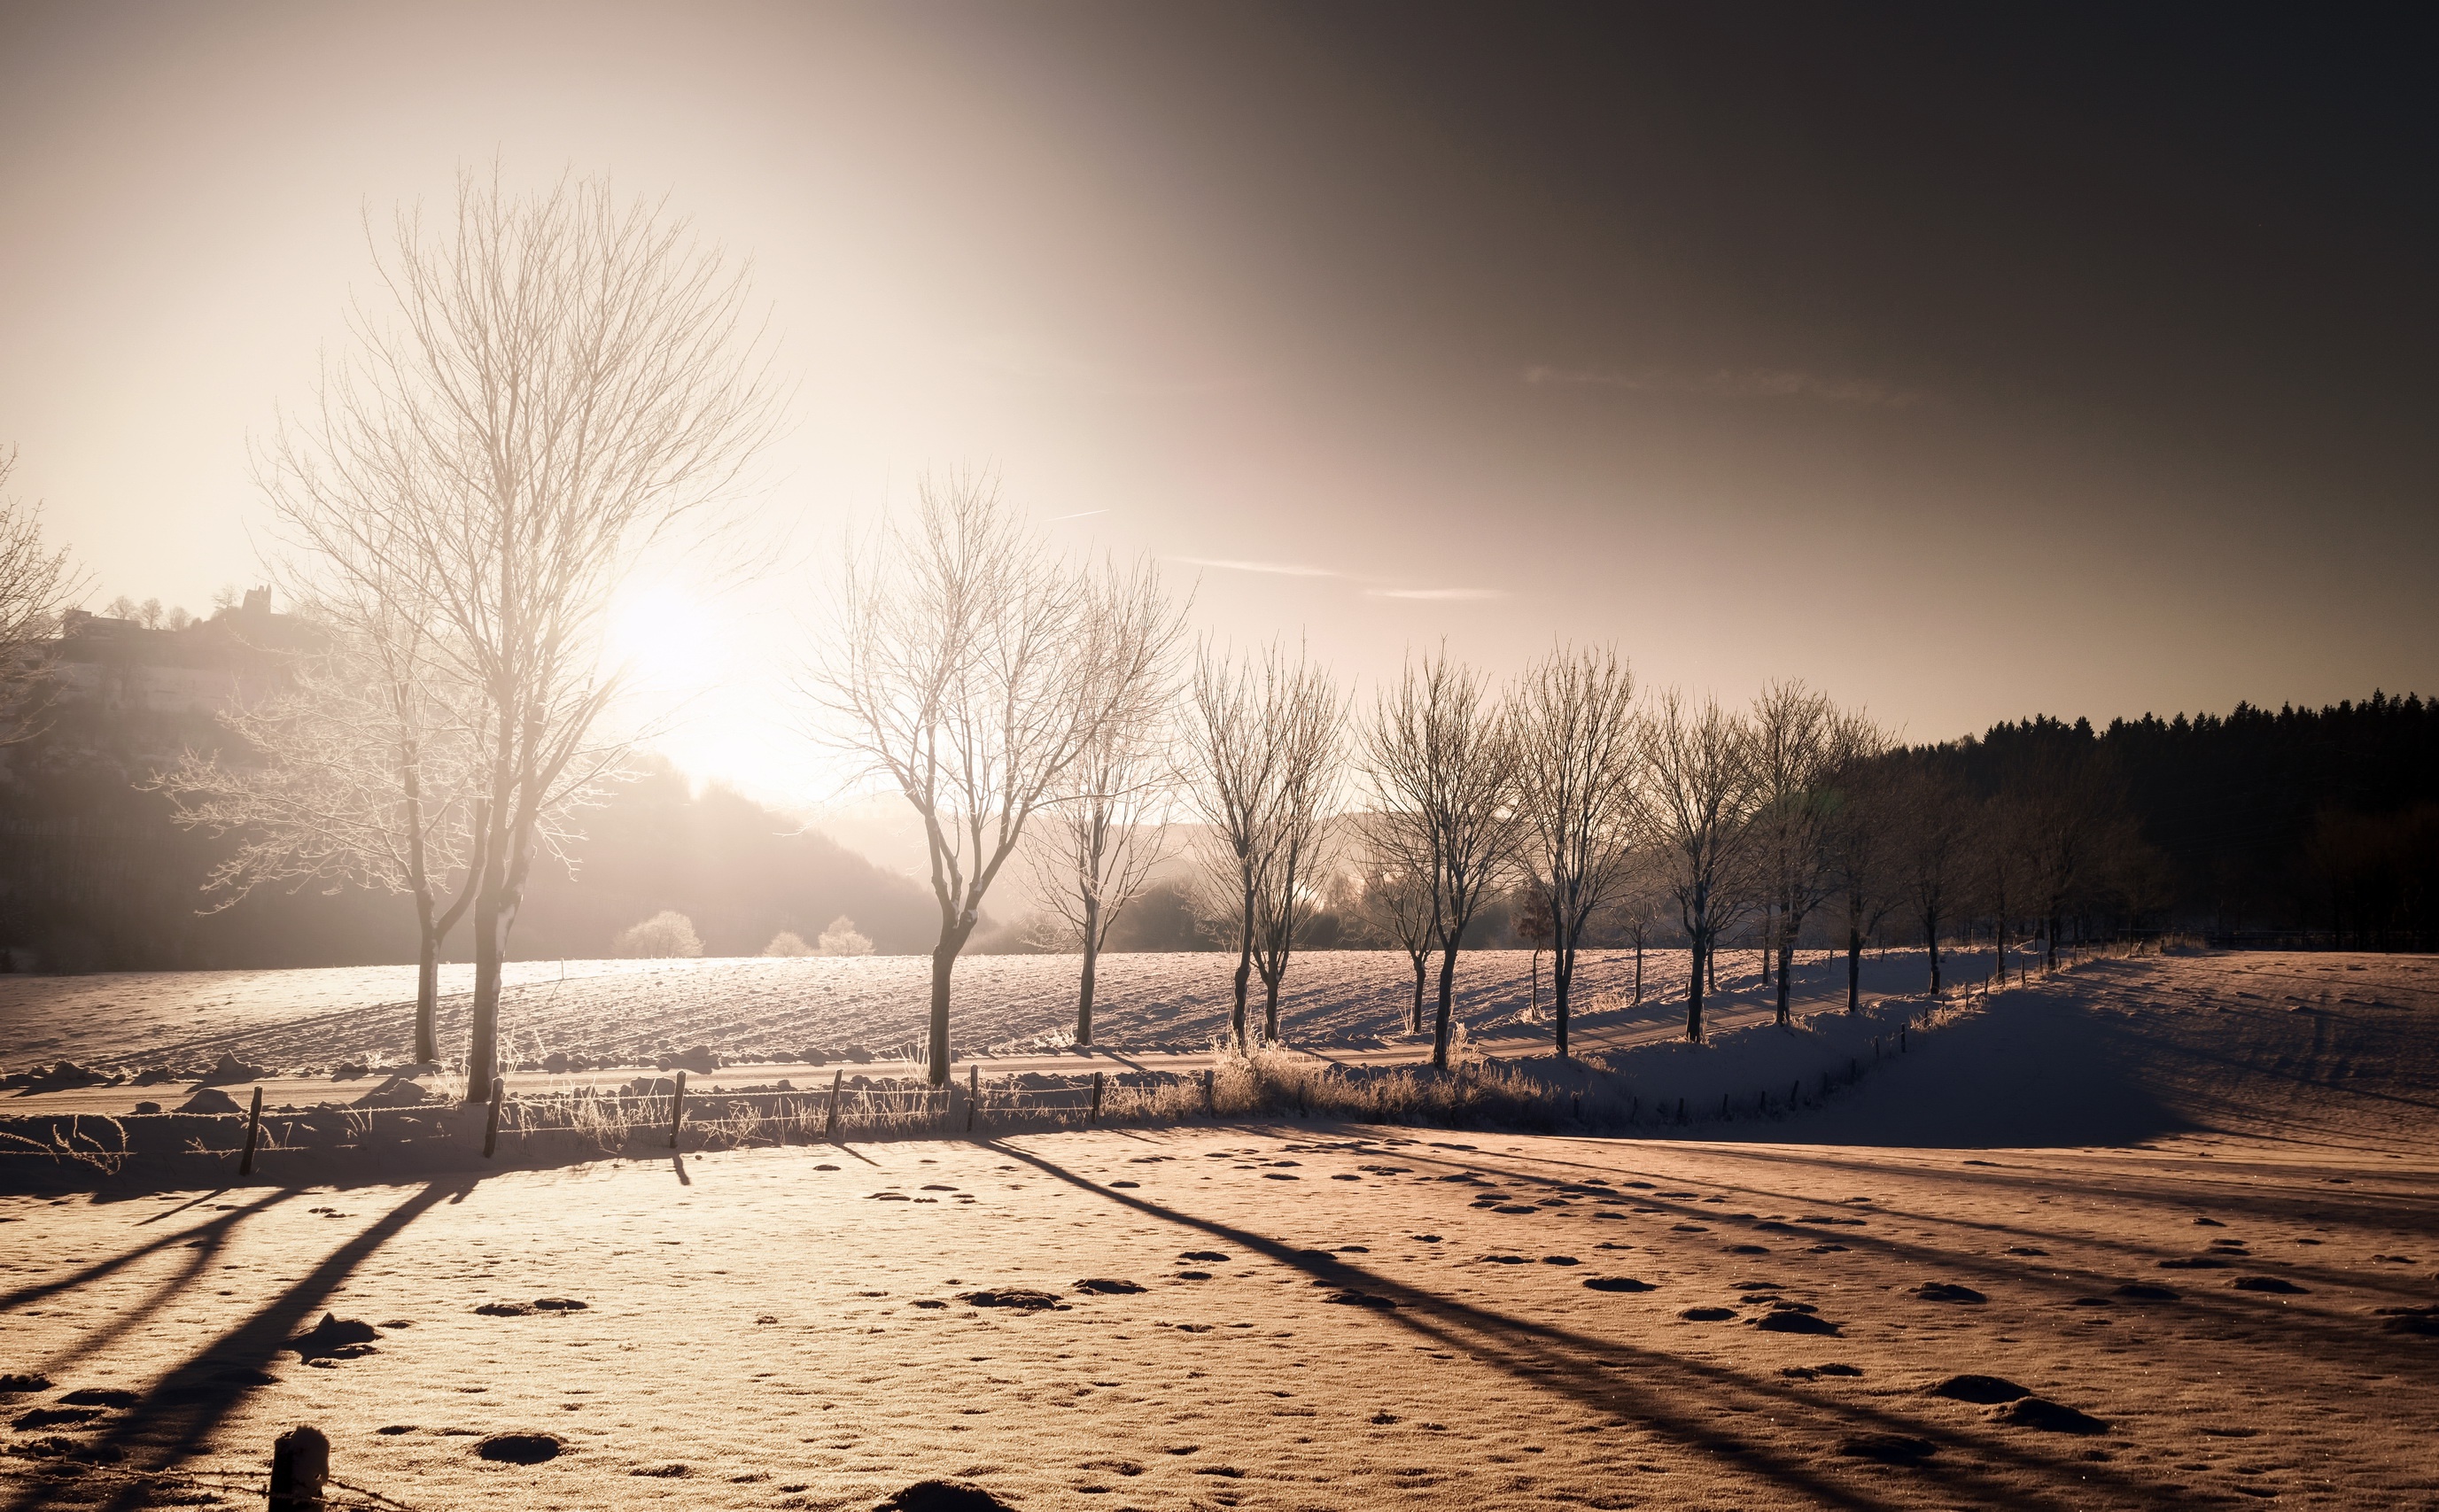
[1639, 689, 1759, 1041]
[1021, 563, 1188, 1045]
[1507, 645, 1640, 1058]
[1363, 650, 1518, 1070]
[1185, 639, 1342, 1051]
[152, 590, 490, 1063]
[0, 447, 85, 748]
[266, 170, 777, 1100]
[817, 477, 1175, 1083]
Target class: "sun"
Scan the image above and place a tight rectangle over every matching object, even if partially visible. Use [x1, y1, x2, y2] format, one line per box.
[604, 582, 727, 692]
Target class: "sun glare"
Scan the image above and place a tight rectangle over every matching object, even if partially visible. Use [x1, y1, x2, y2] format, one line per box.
[606, 583, 727, 690]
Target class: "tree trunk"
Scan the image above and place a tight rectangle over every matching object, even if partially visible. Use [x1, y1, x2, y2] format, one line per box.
[1409, 952, 1427, 1033]
[1924, 905, 1943, 994]
[1686, 934, 1706, 1042]
[1231, 887, 1254, 1052]
[1262, 974, 1282, 1043]
[927, 927, 967, 1088]
[415, 924, 440, 1065]
[1531, 948, 1541, 1019]
[465, 886, 504, 1104]
[2045, 911, 2060, 971]
[1076, 895, 1100, 1045]
[1551, 937, 1574, 1059]
[1633, 938, 1643, 1004]
[1431, 940, 1458, 1069]
[1775, 936, 1793, 1027]
[1845, 923, 1862, 1013]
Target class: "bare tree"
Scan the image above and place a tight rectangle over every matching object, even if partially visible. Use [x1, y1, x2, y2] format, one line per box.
[1507, 645, 1640, 1058]
[1749, 681, 1853, 1026]
[1247, 684, 1344, 1043]
[2012, 744, 2134, 969]
[152, 591, 491, 1064]
[816, 477, 1172, 1083]
[1894, 756, 1973, 995]
[266, 169, 778, 1100]
[1185, 639, 1342, 1051]
[1821, 722, 1899, 1012]
[1363, 650, 1518, 1070]
[1021, 565, 1189, 1044]
[1638, 689, 1759, 1041]
[1350, 818, 1441, 1034]
[0, 447, 86, 748]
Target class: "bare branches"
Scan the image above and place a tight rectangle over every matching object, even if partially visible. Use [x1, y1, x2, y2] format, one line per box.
[1637, 687, 1759, 1040]
[1362, 647, 1518, 1069]
[1507, 644, 1639, 1056]
[1185, 638, 1344, 1050]
[265, 169, 777, 1097]
[1021, 558, 1192, 1043]
[0, 447, 89, 747]
[812, 474, 1183, 1080]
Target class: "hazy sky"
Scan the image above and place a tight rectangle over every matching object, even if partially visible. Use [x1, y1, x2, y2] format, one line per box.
[4, 2, 2433, 804]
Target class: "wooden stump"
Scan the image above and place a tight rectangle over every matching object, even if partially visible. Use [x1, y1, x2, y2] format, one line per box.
[1088, 1070, 1105, 1125]
[268, 1424, 329, 1510]
[822, 1068, 843, 1140]
[238, 1086, 264, 1177]
[668, 1069, 688, 1149]
[482, 1076, 505, 1159]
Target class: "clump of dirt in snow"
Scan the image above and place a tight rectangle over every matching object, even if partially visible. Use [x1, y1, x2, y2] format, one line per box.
[351, 1075, 430, 1109]
[476, 1431, 566, 1463]
[1993, 1398, 2109, 1434]
[195, 1051, 267, 1085]
[175, 1087, 243, 1115]
[874, 1480, 1014, 1512]
[958, 1288, 1062, 1309]
[1911, 1282, 1987, 1303]
[1930, 1374, 2031, 1403]
[291, 1313, 382, 1361]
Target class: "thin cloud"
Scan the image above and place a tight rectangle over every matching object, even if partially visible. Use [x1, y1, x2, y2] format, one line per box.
[1522, 364, 1930, 408]
[1174, 556, 1344, 578]
[1367, 586, 1508, 601]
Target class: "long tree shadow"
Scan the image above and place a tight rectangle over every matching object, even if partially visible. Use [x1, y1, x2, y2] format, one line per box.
[3, 1176, 473, 1512]
[0, 1189, 291, 1313]
[985, 1139, 2189, 1512]
[1351, 1136, 2439, 1353]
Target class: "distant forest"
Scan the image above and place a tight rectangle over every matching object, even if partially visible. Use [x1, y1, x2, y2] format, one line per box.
[1936, 693, 2437, 944]
[0, 687, 2430, 972]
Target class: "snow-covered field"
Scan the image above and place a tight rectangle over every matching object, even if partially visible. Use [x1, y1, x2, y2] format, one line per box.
[4, 1090, 2435, 1509]
[0, 946, 1958, 1079]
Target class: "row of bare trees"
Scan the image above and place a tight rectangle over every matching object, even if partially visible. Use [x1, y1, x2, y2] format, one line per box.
[132, 173, 2157, 1099]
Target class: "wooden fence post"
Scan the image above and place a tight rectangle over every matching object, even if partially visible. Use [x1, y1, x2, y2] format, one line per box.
[1088, 1071, 1105, 1125]
[1202, 1067, 1215, 1115]
[482, 1076, 505, 1159]
[668, 1069, 687, 1149]
[823, 1068, 843, 1140]
[238, 1086, 264, 1177]
[966, 1064, 979, 1133]
[268, 1424, 329, 1510]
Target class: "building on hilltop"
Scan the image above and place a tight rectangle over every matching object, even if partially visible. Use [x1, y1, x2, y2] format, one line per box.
[46, 586, 322, 718]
